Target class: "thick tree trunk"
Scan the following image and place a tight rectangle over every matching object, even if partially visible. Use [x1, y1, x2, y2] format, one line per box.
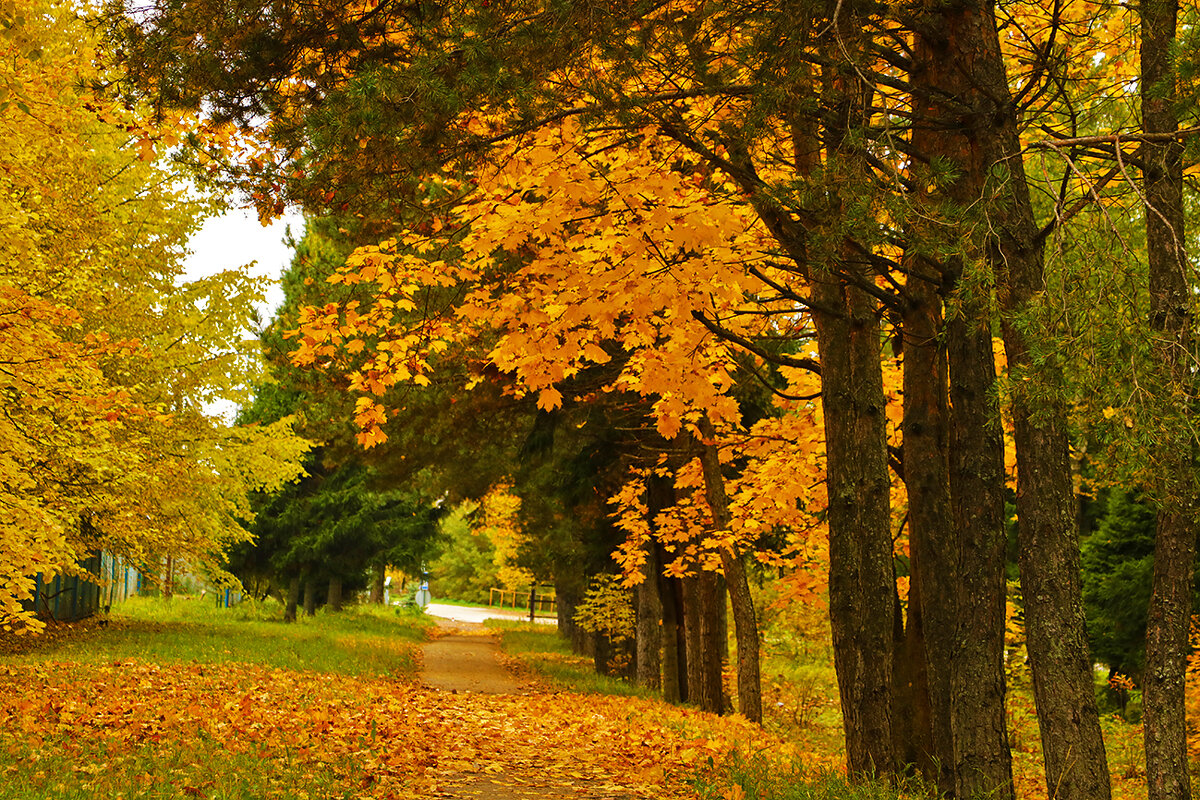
[811, 3, 896, 775]
[812, 270, 896, 776]
[696, 570, 725, 713]
[897, 264, 952, 790]
[945, 314, 1014, 800]
[681, 572, 723, 713]
[1145, 509, 1196, 800]
[695, 415, 762, 722]
[909, 12, 1020, 788]
[284, 575, 301, 623]
[910, 0, 1112, 796]
[555, 577, 588, 654]
[1010, 406, 1111, 800]
[1141, 2, 1194, 798]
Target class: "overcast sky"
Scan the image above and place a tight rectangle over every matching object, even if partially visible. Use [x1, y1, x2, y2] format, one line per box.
[182, 205, 306, 319]
[182, 205, 306, 420]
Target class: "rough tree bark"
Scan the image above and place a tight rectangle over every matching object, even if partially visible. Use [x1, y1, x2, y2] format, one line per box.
[896, 257, 952, 791]
[909, 0, 1110, 796]
[808, 3, 896, 774]
[636, 543, 663, 690]
[660, 563, 687, 704]
[1140, 1, 1195, 797]
[908, 6, 1013, 798]
[812, 266, 895, 775]
[682, 571, 724, 713]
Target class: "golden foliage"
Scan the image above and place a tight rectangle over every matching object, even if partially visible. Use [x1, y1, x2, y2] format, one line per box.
[0, 0, 308, 630]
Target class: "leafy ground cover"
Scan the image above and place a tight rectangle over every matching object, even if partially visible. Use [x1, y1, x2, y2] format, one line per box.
[0, 598, 897, 800]
[8, 597, 1152, 800]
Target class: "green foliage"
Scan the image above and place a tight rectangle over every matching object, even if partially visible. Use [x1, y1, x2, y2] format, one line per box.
[230, 450, 441, 601]
[427, 503, 496, 603]
[0, 733, 369, 800]
[1081, 491, 1157, 681]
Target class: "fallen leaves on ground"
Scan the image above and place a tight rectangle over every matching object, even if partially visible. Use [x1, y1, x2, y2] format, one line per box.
[0, 660, 819, 799]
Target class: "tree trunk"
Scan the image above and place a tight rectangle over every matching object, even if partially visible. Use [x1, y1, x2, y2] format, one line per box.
[909, 0, 1114, 795]
[696, 570, 724, 713]
[811, 3, 896, 775]
[681, 572, 723, 713]
[636, 538, 663, 690]
[812, 266, 896, 776]
[695, 415, 762, 722]
[328, 576, 343, 612]
[162, 555, 174, 600]
[284, 575, 301, 623]
[303, 577, 317, 616]
[896, 262, 951, 790]
[681, 575, 703, 707]
[557, 577, 590, 655]
[906, 21, 1019, 785]
[945, 311, 1013, 800]
[661, 568, 686, 704]
[369, 562, 385, 604]
[1140, 2, 1194, 797]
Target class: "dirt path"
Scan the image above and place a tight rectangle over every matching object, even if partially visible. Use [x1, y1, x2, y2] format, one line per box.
[419, 619, 522, 694]
[417, 620, 656, 799]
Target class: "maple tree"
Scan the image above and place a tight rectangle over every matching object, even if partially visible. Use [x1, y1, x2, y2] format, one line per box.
[0, 0, 308, 632]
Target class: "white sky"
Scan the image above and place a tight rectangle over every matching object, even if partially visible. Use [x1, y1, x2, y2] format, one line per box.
[182, 205, 306, 318]
[182, 205, 306, 421]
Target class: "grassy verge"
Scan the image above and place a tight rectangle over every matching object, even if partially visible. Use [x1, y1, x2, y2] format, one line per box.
[486, 619, 656, 698]
[4, 595, 434, 678]
[692, 752, 928, 800]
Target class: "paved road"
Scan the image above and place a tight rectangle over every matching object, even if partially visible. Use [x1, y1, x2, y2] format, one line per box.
[424, 602, 557, 626]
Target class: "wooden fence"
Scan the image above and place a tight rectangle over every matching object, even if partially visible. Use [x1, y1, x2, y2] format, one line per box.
[488, 586, 557, 614]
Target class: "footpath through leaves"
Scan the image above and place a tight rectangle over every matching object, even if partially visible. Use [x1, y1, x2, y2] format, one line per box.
[0, 605, 810, 800]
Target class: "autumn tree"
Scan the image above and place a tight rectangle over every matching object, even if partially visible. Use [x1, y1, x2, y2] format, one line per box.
[0, 0, 307, 631]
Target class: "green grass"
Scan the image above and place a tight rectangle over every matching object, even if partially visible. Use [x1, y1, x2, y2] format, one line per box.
[486, 619, 656, 698]
[7, 595, 434, 678]
[693, 752, 929, 800]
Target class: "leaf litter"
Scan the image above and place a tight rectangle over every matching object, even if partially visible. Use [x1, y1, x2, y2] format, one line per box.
[0, 653, 812, 799]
